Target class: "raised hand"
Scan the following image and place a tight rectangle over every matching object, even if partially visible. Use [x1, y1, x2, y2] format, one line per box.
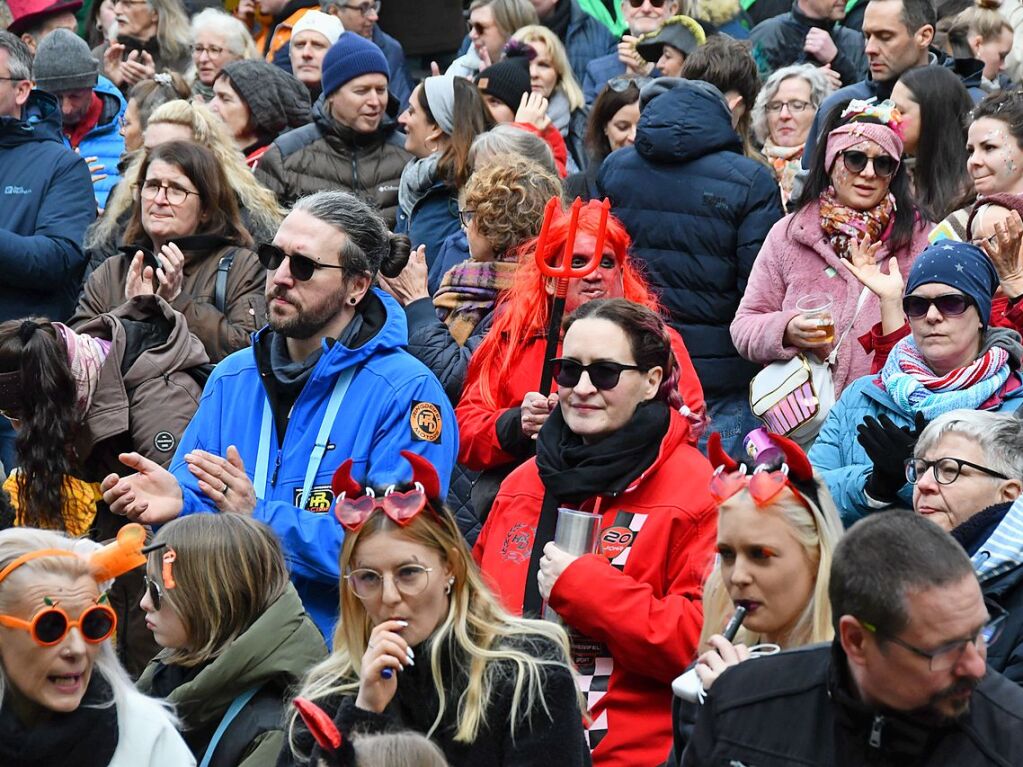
[979, 210, 1023, 298]
[841, 234, 901, 302]
[155, 242, 185, 302]
[356, 619, 413, 713]
[515, 91, 550, 131]
[101, 452, 184, 525]
[377, 245, 428, 306]
[184, 446, 257, 514]
[124, 251, 157, 300]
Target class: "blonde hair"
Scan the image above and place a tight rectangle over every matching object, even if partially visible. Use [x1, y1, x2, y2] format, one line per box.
[146, 515, 290, 667]
[512, 25, 584, 112]
[353, 731, 449, 766]
[0, 529, 176, 723]
[469, 0, 539, 37]
[286, 502, 582, 759]
[698, 480, 843, 652]
[462, 155, 561, 256]
[86, 99, 283, 251]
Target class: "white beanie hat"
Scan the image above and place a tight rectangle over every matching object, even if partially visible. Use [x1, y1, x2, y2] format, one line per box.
[291, 10, 345, 48]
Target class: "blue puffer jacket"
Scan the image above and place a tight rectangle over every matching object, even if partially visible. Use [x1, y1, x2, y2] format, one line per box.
[0, 90, 95, 324]
[395, 181, 461, 282]
[598, 79, 784, 397]
[566, 0, 617, 84]
[171, 289, 459, 638]
[809, 356, 1023, 527]
[73, 76, 125, 211]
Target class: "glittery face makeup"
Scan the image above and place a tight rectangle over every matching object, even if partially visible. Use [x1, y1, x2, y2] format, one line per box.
[967, 117, 1023, 196]
[828, 138, 893, 210]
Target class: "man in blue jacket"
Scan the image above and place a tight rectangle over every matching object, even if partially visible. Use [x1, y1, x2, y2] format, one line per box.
[31, 28, 124, 211]
[101, 191, 458, 638]
[0, 31, 95, 470]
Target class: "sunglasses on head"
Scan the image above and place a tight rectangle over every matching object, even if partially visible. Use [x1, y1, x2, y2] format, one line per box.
[0, 602, 117, 647]
[257, 243, 348, 282]
[840, 150, 898, 178]
[335, 483, 441, 532]
[607, 76, 652, 93]
[550, 358, 646, 390]
[902, 293, 972, 319]
[709, 463, 800, 507]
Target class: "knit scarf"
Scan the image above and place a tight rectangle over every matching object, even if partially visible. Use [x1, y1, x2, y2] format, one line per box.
[879, 336, 1011, 420]
[819, 185, 895, 260]
[54, 323, 112, 415]
[398, 152, 441, 217]
[522, 401, 669, 615]
[433, 258, 518, 345]
[0, 673, 119, 767]
[547, 89, 571, 135]
[762, 140, 803, 211]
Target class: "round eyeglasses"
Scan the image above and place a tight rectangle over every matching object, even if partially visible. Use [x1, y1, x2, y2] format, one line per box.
[905, 457, 1009, 485]
[344, 565, 433, 600]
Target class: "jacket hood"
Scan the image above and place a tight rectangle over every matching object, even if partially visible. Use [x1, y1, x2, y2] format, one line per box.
[635, 79, 742, 163]
[93, 75, 127, 130]
[0, 90, 64, 148]
[138, 583, 326, 724]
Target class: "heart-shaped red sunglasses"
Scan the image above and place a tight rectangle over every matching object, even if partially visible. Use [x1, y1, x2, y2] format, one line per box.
[335, 483, 432, 531]
[709, 463, 796, 507]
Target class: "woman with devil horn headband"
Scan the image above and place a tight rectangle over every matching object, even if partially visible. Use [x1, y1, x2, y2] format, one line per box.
[664, 428, 844, 765]
[473, 298, 718, 766]
[279, 450, 588, 767]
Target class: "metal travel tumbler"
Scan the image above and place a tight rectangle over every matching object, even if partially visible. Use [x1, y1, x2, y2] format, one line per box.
[542, 508, 603, 622]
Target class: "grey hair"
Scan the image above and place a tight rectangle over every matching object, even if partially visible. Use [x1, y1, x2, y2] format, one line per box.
[751, 63, 833, 145]
[292, 192, 411, 278]
[0, 529, 178, 725]
[147, 0, 193, 63]
[914, 409, 1023, 481]
[0, 31, 32, 82]
[190, 9, 259, 58]
[469, 124, 557, 175]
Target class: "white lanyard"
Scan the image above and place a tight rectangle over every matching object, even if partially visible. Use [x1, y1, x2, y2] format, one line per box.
[252, 365, 357, 507]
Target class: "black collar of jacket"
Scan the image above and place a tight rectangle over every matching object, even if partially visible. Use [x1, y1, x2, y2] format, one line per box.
[313, 97, 397, 147]
[119, 234, 236, 262]
[950, 501, 1013, 555]
[828, 640, 955, 759]
[790, 0, 836, 30]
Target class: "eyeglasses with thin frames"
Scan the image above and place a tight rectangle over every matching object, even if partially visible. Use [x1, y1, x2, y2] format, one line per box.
[137, 180, 199, 206]
[342, 1, 380, 15]
[766, 99, 811, 114]
[344, 564, 434, 600]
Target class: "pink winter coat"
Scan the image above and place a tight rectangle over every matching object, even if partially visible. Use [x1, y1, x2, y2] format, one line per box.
[730, 200, 932, 397]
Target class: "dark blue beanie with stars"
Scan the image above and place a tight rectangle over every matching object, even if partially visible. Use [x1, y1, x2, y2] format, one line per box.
[905, 240, 999, 329]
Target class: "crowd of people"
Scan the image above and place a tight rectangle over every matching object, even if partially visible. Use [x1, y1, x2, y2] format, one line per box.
[5, 0, 1023, 763]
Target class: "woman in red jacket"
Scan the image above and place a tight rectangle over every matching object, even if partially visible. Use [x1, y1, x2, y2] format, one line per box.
[473, 298, 718, 767]
[456, 201, 705, 516]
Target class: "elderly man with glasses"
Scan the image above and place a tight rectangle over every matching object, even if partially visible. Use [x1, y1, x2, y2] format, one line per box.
[907, 409, 1023, 685]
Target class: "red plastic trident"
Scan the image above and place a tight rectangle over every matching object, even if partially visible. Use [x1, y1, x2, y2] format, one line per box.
[535, 196, 611, 392]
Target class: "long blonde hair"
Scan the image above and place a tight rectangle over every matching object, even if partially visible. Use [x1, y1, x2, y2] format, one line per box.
[147, 0, 192, 64]
[86, 99, 283, 251]
[285, 502, 582, 760]
[698, 479, 843, 652]
[512, 25, 584, 112]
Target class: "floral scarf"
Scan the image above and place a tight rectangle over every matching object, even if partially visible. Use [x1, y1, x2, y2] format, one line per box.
[879, 336, 1012, 420]
[433, 258, 518, 345]
[762, 140, 803, 212]
[819, 185, 895, 260]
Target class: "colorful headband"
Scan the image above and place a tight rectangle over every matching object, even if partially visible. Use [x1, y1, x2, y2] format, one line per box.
[331, 451, 443, 531]
[840, 98, 903, 131]
[825, 99, 904, 173]
[0, 523, 149, 588]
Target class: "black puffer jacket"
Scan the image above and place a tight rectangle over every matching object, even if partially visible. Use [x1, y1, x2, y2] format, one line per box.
[681, 642, 1023, 766]
[255, 98, 412, 228]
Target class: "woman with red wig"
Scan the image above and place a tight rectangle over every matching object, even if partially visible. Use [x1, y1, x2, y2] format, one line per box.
[473, 298, 717, 767]
[455, 200, 705, 516]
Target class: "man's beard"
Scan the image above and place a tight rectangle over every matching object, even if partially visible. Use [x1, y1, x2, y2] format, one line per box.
[266, 285, 348, 340]
[911, 676, 982, 725]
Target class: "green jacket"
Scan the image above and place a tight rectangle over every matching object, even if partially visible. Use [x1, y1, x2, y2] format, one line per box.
[137, 583, 327, 767]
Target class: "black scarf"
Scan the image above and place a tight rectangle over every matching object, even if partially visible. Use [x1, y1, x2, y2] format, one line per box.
[542, 0, 572, 42]
[522, 401, 669, 615]
[0, 673, 119, 767]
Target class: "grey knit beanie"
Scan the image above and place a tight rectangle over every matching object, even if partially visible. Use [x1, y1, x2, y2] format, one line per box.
[220, 60, 312, 139]
[32, 28, 99, 93]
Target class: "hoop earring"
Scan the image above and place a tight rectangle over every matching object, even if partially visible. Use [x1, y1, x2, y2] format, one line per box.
[445, 576, 455, 595]
[425, 136, 437, 154]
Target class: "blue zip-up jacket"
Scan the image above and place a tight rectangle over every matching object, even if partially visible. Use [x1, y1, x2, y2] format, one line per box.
[566, 0, 618, 84]
[71, 76, 125, 211]
[395, 181, 460, 283]
[809, 372, 1023, 527]
[171, 289, 458, 637]
[0, 90, 95, 324]
[597, 79, 783, 397]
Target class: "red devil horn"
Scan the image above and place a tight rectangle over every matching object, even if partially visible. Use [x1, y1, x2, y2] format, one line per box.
[768, 432, 814, 482]
[331, 459, 363, 500]
[401, 450, 441, 500]
[707, 432, 738, 472]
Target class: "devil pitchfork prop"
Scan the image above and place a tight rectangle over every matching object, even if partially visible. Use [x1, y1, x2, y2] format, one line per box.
[535, 196, 611, 393]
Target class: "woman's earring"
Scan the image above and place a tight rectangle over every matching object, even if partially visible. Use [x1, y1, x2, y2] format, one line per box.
[445, 576, 455, 595]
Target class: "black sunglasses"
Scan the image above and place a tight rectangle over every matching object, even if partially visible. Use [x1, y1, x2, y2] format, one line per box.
[143, 575, 165, 611]
[627, 0, 667, 6]
[902, 293, 972, 319]
[551, 358, 646, 390]
[257, 243, 347, 282]
[841, 150, 898, 179]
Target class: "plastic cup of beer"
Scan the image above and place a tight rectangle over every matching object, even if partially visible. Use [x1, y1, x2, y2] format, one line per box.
[797, 293, 834, 344]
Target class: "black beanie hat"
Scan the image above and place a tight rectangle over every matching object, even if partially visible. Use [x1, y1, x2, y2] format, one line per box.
[475, 59, 531, 113]
[221, 60, 312, 139]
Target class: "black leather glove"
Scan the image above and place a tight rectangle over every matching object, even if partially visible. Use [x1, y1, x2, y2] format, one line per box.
[856, 411, 928, 503]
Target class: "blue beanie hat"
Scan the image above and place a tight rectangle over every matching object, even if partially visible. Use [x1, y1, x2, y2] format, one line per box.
[905, 241, 999, 329]
[321, 33, 389, 98]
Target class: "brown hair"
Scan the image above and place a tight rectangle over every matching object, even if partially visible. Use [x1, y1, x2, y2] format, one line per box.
[122, 140, 253, 248]
[461, 156, 561, 256]
[585, 82, 641, 161]
[419, 78, 495, 189]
